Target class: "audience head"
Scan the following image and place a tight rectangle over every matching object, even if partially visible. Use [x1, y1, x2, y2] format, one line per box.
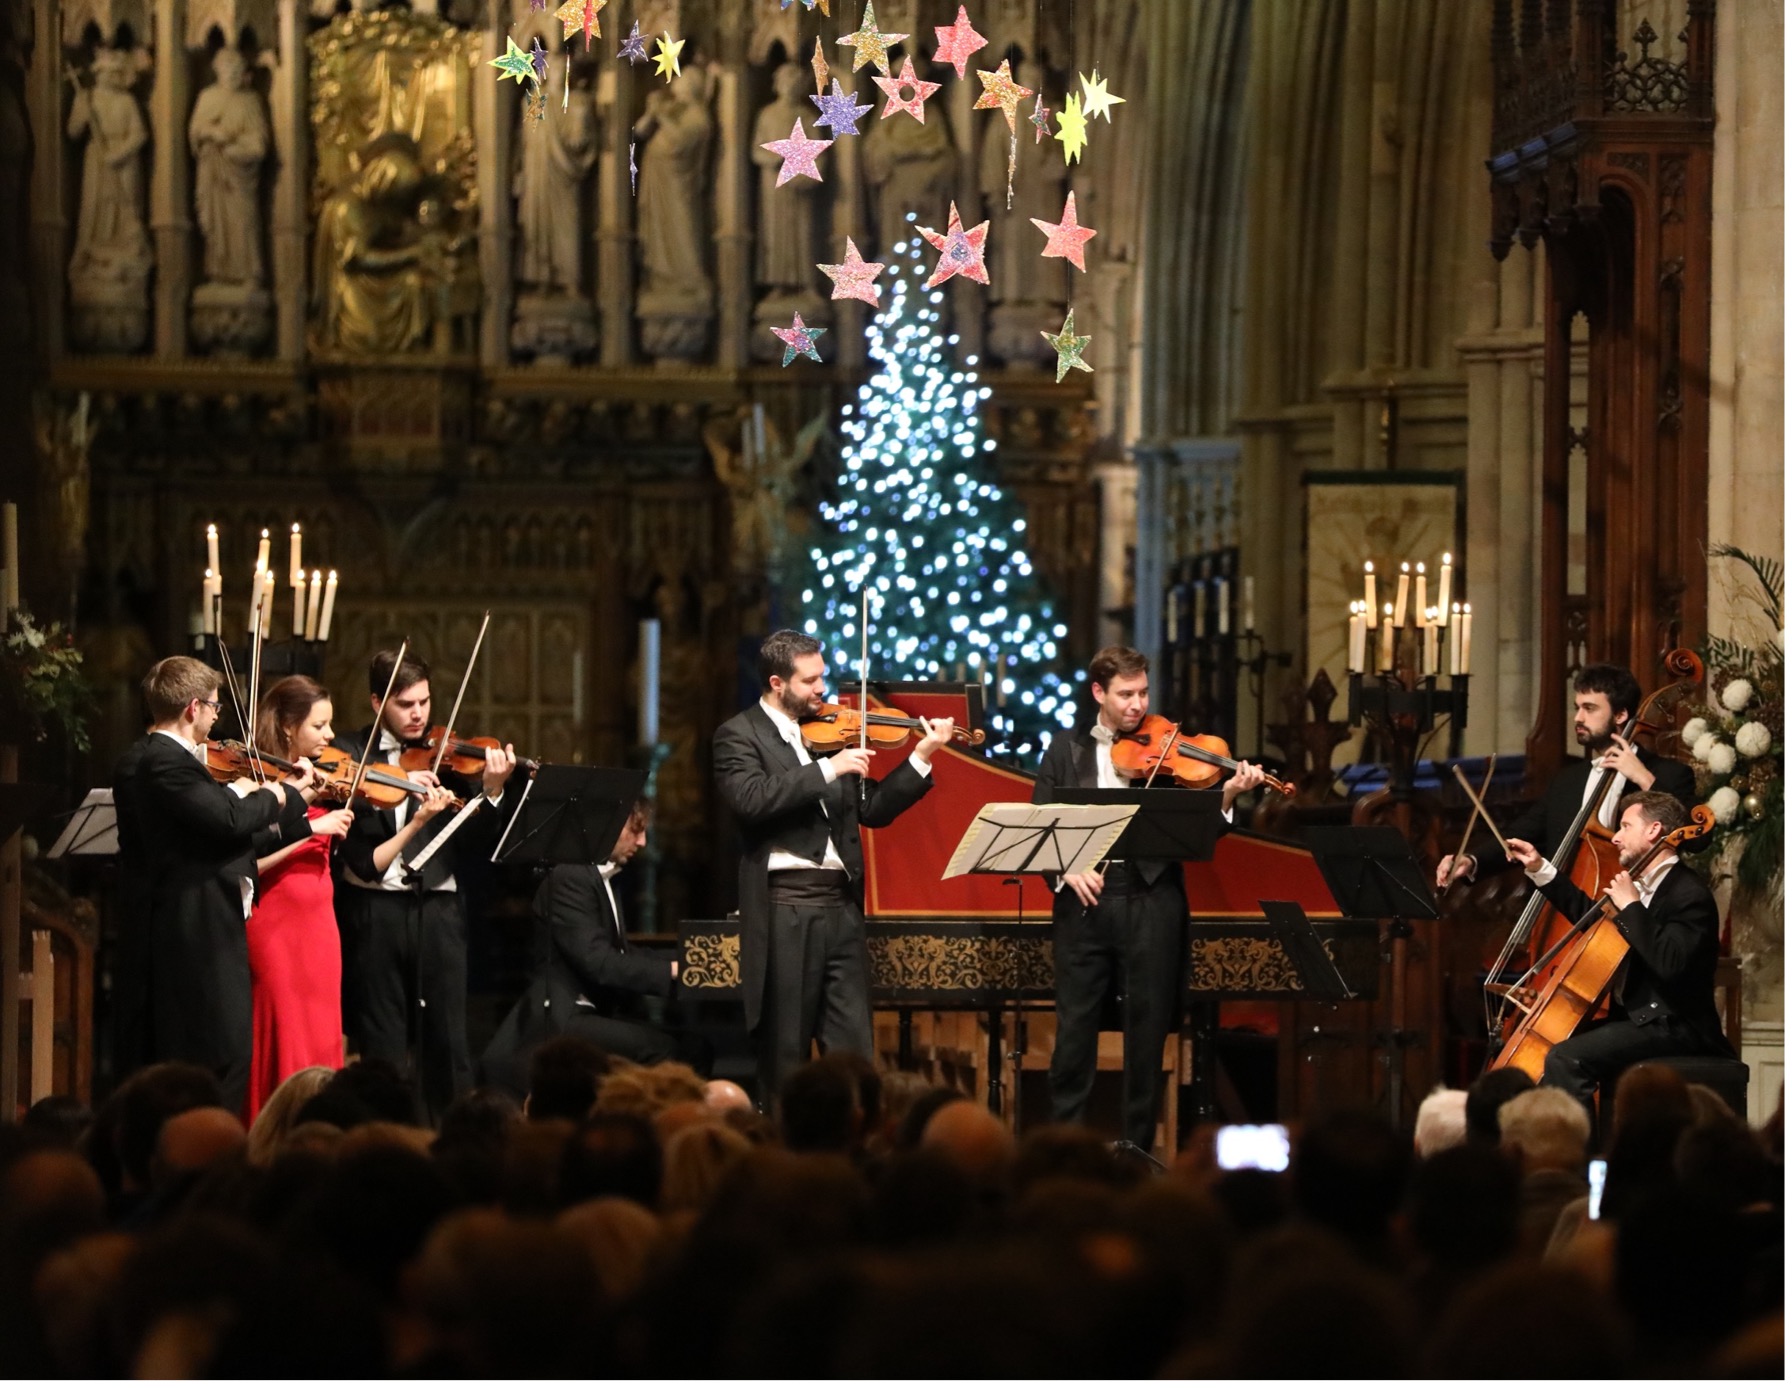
[22, 1095, 93, 1149]
[1291, 1107, 1410, 1256]
[1674, 1115, 1776, 1212]
[524, 1037, 613, 1123]
[702, 1079, 753, 1114]
[1464, 1067, 1535, 1146]
[153, 1107, 246, 1187]
[294, 1059, 419, 1131]
[246, 1067, 334, 1165]
[919, 1100, 1013, 1189]
[561, 1111, 662, 1209]
[662, 1121, 753, 1213]
[1403, 1143, 1519, 1273]
[1498, 1085, 1591, 1174]
[780, 1056, 866, 1153]
[100, 1063, 227, 1197]
[596, 1061, 706, 1120]
[1413, 1087, 1468, 1157]
[556, 1197, 662, 1302]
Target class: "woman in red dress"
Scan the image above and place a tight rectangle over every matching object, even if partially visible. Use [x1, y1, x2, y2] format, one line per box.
[244, 676, 355, 1121]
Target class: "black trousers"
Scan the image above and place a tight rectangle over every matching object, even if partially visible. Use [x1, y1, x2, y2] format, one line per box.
[1542, 1013, 1720, 1108]
[1050, 872, 1186, 1150]
[755, 873, 873, 1106]
[338, 886, 471, 1123]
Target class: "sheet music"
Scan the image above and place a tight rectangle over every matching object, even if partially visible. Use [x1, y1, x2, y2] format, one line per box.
[943, 803, 1136, 879]
[46, 789, 117, 858]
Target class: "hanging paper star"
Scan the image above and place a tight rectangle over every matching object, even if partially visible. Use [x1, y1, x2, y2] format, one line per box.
[818, 237, 887, 306]
[491, 36, 536, 85]
[873, 55, 940, 123]
[811, 78, 873, 137]
[525, 82, 546, 122]
[1029, 93, 1051, 144]
[1030, 191, 1098, 272]
[629, 139, 637, 194]
[1042, 309, 1093, 383]
[916, 201, 990, 289]
[1054, 91, 1088, 164]
[973, 59, 1033, 132]
[837, 2, 904, 76]
[554, 0, 604, 50]
[811, 37, 830, 96]
[652, 31, 684, 82]
[780, 0, 828, 9]
[617, 19, 649, 63]
[931, 5, 987, 80]
[771, 311, 826, 366]
[1078, 67, 1126, 123]
[528, 0, 547, 11]
[528, 37, 549, 84]
[761, 118, 834, 186]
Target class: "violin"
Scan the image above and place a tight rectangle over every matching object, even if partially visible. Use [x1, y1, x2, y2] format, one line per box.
[203, 741, 461, 812]
[1107, 714, 1296, 797]
[798, 701, 986, 754]
[396, 726, 539, 779]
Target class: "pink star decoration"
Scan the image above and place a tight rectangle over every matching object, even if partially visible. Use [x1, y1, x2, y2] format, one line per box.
[873, 55, 941, 123]
[818, 237, 888, 306]
[931, 5, 987, 80]
[760, 118, 834, 187]
[771, 311, 827, 366]
[1030, 191, 1098, 272]
[916, 201, 990, 289]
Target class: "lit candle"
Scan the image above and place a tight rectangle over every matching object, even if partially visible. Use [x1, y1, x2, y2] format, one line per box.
[201, 568, 216, 635]
[1242, 576, 1255, 633]
[571, 649, 584, 729]
[1437, 552, 1453, 617]
[638, 618, 661, 745]
[303, 569, 322, 640]
[1194, 581, 1207, 638]
[1422, 612, 1438, 675]
[318, 570, 338, 641]
[1414, 563, 1427, 624]
[1216, 578, 1230, 636]
[247, 563, 264, 634]
[1460, 602, 1473, 676]
[260, 568, 275, 637]
[206, 522, 220, 578]
[1364, 562, 1377, 627]
[254, 527, 270, 575]
[1379, 603, 1395, 672]
[1348, 602, 1365, 674]
[1165, 588, 1179, 636]
[1393, 562, 1411, 628]
[1448, 602, 1462, 673]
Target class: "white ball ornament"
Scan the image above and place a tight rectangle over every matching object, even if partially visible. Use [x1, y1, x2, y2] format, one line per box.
[1721, 678, 1755, 712]
[1707, 786, 1741, 825]
[1680, 717, 1709, 746]
[1706, 742, 1737, 776]
[1691, 732, 1718, 763]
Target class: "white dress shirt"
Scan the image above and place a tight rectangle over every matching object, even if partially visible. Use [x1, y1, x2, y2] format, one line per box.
[1525, 851, 1679, 906]
[575, 861, 625, 1009]
[342, 730, 505, 893]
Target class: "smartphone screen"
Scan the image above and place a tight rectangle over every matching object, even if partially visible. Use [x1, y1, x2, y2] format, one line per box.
[1215, 1123, 1291, 1173]
[1587, 1158, 1608, 1220]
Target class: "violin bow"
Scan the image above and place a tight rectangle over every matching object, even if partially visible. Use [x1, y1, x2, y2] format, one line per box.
[351, 637, 408, 805]
[212, 626, 253, 771]
[1449, 758, 1508, 865]
[432, 609, 491, 780]
[858, 585, 870, 757]
[245, 603, 269, 785]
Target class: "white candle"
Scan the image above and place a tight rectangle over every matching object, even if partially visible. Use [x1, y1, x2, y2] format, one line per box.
[206, 522, 220, 578]
[260, 568, 275, 637]
[2, 500, 16, 623]
[1216, 578, 1230, 636]
[1449, 602, 1462, 673]
[1393, 562, 1411, 628]
[571, 649, 584, 729]
[1364, 562, 1377, 627]
[303, 570, 322, 640]
[202, 568, 216, 635]
[1437, 552, 1453, 617]
[1242, 576, 1255, 633]
[1165, 588, 1178, 635]
[1460, 603, 1473, 676]
[638, 618, 661, 745]
[318, 570, 338, 641]
[1414, 563, 1427, 624]
[254, 527, 270, 575]
[289, 523, 302, 585]
[1348, 602, 1365, 674]
[1379, 603, 1395, 672]
[247, 563, 264, 634]
[1194, 581, 1207, 638]
[1422, 616, 1438, 676]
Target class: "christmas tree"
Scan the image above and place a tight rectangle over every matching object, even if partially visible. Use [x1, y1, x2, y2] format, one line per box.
[795, 231, 1077, 757]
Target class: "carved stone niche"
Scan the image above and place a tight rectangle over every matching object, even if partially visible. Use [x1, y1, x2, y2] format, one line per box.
[511, 293, 599, 362]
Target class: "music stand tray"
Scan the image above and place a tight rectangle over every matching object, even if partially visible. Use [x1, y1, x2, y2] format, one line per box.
[1304, 825, 1440, 921]
[1260, 900, 1357, 1000]
[1055, 788, 1230, 864]
[492, 765, 647, 867]
[45, 788, 117, 858]
[943, 802, 1136, 879]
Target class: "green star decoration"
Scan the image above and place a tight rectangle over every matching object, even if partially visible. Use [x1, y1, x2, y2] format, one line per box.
[1042, 309, 1093, 383]
[837, 2, 905, 76]
[490, 36, 536, 85]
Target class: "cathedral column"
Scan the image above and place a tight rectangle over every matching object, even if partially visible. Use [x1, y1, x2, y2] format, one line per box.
[27, 0, 64, 359]
[713, 30, 750, 370]
[271, 0, 307, 362]
[151, 0, 190, 357]
[597, 60, 635, 366]
[1094, 458, 1136, 649]
[474, 7, 512, 367]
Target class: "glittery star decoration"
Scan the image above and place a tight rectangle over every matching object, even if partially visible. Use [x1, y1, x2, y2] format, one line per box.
[1029, 93, 1051, 144]
[780, 0, 828, 9]
[761, 117, 834, 187]
[810, 37, 830, 96]
[931, 5, 987, 79]
[873, 55, 940, 123]
[629, 139, 637, 194]
[1054, 91, 1088, 164]
[811, 78, 873, 137]
[652, 31, 684, 82]
[818, 237, 887, 306]
[617, 19, 649, 63]
[491, 36, 536, 85]
[554, 0, 604, 50]
[1079, 67, 1125, 124]
[973, 59, 1033, 132]
[1030, 191, 1098, 272]
[528, 0, 546, 11]
[528, 37, 549, 83]
[1042, 309, 1093, 383]
[771, 311, 826, 366]
[837, 2, 905, 76]
[916, 201, 990, 289]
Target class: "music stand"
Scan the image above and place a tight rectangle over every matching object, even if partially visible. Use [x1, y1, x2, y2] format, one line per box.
[492, 765, 647, 867]
[1303, 825, 1440, 921]
[1056, 788, 1230, 865]
[45, 789, 117, 858]
[1259, 900, 1356, 1001]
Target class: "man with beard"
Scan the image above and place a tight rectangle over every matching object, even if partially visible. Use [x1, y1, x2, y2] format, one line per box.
[713, 630, 954, 1105]
[1507, 791, 1732, 1102]
[1434, 664, 1696, 890]
[1033, 646, 1266, 1150]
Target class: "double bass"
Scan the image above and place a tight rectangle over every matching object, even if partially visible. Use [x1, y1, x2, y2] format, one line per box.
[1482, 648, 1704, 1055]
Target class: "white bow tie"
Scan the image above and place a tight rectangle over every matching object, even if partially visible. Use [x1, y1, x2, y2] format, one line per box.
[1091, 724, 1117, 746]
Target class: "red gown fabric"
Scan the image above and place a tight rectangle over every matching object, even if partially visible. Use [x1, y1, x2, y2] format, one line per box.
[245, 806, 343, 1120]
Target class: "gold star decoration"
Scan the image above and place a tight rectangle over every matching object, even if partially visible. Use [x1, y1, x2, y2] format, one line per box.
[811, 37, 830, 96]
[836, 1, 905, 76]
[973, 58, 1034, 133]
[553, 0, 604, 50]
[1078, 67, 1126, 123]
[1042, 308, 1093, 383]
[652, 31, 685, 82]
[1054, 91, 1088, 165]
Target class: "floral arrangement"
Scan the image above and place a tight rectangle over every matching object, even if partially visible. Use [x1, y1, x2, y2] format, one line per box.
[1677, 547, 1782, 895]
[0, 607, 92, 752]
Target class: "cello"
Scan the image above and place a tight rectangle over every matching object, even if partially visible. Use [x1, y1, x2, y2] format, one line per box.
[1482, 648, 1704, 1054]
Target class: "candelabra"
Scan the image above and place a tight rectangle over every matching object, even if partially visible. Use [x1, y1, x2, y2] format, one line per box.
[1347, 663, 1470, 796]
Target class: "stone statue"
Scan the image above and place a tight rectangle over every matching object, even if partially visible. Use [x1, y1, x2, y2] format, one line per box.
[189, 48, 269, 286]
[632, 66, 716, 360]
[861, 100, 954, 259]
[66, 47, 152, 351]
[512, 69, 599, 361]
[979, 60, 1062, 367]
[750, 62, 819, 292]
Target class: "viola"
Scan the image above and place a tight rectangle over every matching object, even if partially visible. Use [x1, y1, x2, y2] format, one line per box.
[798, 701, 986, 754]
[1107, 714, 1295, 797]
[397, 726, 540, 779]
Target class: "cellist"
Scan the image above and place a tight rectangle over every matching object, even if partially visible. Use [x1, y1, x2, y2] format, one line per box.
[1506, 791, 1732, 1105]
[1434, 665, 1695, 891]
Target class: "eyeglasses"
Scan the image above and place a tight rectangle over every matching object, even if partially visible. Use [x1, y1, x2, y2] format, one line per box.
[197, 699, 222, 712]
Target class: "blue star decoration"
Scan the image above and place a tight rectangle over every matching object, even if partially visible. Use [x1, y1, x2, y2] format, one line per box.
[771, 311, 826, 366]
[529, 37, 549, 84]
[810, 78, 873, 137]
[616, 19, 649, 64]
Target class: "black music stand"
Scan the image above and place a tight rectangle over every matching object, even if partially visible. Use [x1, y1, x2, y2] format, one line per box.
[492, 765, 646, 867]
[1057, 788, 1230, 864]
[1259, 900, 1356, 1001]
